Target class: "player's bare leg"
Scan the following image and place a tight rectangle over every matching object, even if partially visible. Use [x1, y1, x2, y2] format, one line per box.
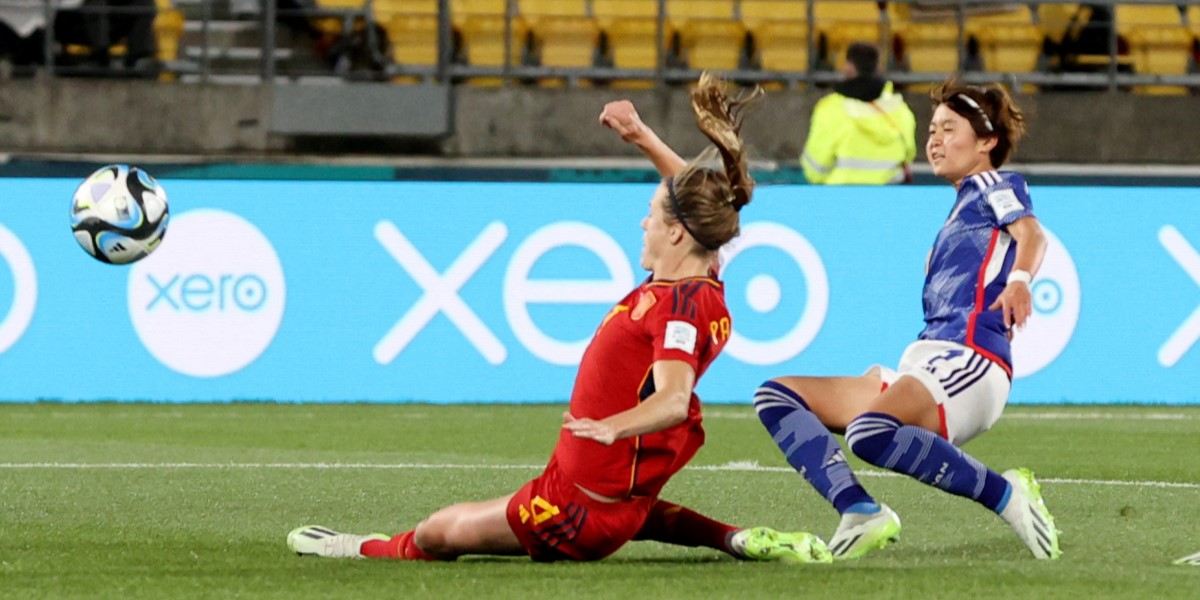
[289, 493, 524, 560]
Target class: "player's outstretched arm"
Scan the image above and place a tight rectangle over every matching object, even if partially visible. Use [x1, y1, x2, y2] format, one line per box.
[599, 100, 688, 178]
[989, 216, 1047, 331]
[563, 360, 695, 445]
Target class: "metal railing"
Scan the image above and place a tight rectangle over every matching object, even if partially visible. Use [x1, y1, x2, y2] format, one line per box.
[0, 0, 1197, 89]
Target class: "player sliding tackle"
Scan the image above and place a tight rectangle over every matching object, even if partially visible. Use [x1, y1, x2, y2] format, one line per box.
[613, 78, 1062, 561]
[287, 74, 832, 564]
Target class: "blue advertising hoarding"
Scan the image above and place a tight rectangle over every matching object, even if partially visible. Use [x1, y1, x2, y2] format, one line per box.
[1, 178, 1197, 404]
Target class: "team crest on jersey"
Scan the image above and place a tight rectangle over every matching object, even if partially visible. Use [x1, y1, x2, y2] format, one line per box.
[631, 291, 657, 321]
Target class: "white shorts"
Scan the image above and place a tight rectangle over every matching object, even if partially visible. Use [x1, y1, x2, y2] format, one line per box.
[873, 340, 1010, 446]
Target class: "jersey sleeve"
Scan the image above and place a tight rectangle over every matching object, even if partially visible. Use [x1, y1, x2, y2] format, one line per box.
[982, 173, 1035, 229]
[644, 283, 722, 372]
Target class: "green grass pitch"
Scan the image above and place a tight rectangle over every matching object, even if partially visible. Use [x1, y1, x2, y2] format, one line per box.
[3, 404, 1199, 598]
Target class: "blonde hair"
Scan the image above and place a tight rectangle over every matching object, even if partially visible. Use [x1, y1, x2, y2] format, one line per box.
[666, 72, 763, 251]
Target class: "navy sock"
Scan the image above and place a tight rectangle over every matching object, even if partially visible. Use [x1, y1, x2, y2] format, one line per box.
[754, 381, 875, 515]
[846, 412, 1010, 512]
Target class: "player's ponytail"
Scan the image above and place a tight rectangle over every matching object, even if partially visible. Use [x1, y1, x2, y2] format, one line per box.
[931, 78, 1027, 168]
[667, 73, 763, 252]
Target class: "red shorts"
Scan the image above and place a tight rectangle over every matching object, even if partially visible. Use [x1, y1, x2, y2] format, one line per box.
[506, 458, 654, 562]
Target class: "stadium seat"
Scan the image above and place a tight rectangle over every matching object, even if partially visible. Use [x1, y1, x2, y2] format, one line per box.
[889, 4, 960, 74]
[813, 1, 883, 70]
[965, 5, 1041, 74]
[741, 1, 810, 73]
[311, 0, 369, 38]
[520, 1, 598, 70]
[1190, 5, 1200, 37]
[667, 0, 743, 71]
[452, 0, 528, 80]
[153, 0, 184, 67]
[1115, 4, 1190, 94]
[1036, 2, 1081, 45]
[375, 0, 439, 75]
[594, 0, 662, 85]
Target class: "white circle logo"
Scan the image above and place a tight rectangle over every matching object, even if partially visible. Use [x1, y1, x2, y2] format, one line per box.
[721, 222, 829, 366]
[128, 210, 286, 377]
[1011, 225, 1080, 378]
[0, 224, 37, 354]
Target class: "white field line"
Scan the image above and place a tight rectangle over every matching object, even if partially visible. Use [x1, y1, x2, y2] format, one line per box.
[0, 461, 1197, 490]
[704, 411, 1196, 421]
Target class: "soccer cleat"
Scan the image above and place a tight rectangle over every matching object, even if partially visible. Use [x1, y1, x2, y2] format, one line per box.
[735, 526, 833, 564]
[1174, 550, 1200, 566]
[287, 525, 388, 559]
[827, 504, 901, 560]
[999, 468, 1062, 559]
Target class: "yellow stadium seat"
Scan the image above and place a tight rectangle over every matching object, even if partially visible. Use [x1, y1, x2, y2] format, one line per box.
[1189, 5, 1200, 37]
[966, 6, 1041, 73]
[519, 0, 596, 70]
[312, 0, 368, 37]
[679, 20, 745, 71]
[593, 0, 662, 85]
[1036, 3, 1079, 45]
[1116, 4, 1189, 94]
[664, 0, 741, 71]
[593, 0, 659, 21]
[153, 0, 183, 65]
[520, 0, 588, 20]
[814, 1, 883, 70]
[377, 1, 439, 71]
[741, 1, 809, 73]
[741, 0, 806, 26]
[889, 4, 959, 73]
[451, 0, 526, 73]
[667, 0, 735, 21]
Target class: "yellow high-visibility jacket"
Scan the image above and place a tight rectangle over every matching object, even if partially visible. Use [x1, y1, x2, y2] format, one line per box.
[801, 82, 917, 185]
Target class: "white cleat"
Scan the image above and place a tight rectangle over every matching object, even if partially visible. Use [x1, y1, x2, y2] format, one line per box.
[287, 525, 387, 559]
[999, 468, 1062, 559]
[827, 504, 901, 560]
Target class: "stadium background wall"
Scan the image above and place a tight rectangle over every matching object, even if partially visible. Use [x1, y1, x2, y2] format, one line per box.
[1, 80, 1199, 163]
[1, 179, 1197, 404]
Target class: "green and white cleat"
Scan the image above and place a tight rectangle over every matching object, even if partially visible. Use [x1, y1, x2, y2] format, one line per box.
[999, 468, 1062, 560]
[287, 525, 388, 559]
[1174, 550, 1200, 566]
[827, 504, 901, 560]
[734, 527, 832, 564]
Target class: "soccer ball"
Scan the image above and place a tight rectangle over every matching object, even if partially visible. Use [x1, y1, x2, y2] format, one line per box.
[70, 164, 169, 265]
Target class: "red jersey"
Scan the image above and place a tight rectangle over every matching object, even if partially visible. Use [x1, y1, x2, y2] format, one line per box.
[554, 275, 732, 499]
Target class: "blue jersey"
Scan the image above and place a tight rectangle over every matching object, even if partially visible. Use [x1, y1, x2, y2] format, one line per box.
[918, 170, 1035, 374]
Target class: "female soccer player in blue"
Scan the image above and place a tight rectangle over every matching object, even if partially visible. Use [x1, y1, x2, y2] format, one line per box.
[556, 79, 1059, 562]
[750, 80, 1060, 560]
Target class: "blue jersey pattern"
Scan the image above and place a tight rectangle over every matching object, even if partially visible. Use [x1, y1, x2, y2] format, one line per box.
[918, 170, 1035, 372]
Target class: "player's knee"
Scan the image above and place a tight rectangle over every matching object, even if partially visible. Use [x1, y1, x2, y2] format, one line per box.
[752, 379, 808, 425]
[413, 515, 453, 556]
[845, 412, 901, 465]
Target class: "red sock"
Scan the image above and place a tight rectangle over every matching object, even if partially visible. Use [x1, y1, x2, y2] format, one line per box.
[633, 500, 738, 556]
[359, 530, 437, 560]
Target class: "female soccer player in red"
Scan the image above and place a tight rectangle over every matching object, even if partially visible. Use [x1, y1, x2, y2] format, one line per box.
[616, 79, 1060, 562]
[287, 74, 831, 564]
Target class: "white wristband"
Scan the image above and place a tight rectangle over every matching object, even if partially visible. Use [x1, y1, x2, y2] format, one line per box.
[1007, 270, 1032, 286]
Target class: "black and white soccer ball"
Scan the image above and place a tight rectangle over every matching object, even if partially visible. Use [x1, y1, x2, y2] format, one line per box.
[70, 164, 169, 265]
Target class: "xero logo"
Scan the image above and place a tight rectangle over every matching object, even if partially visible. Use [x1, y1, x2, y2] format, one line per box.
[129, 210, 285, 377]
[0, 224, 37, 355]
[146, 273, 268, 312]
